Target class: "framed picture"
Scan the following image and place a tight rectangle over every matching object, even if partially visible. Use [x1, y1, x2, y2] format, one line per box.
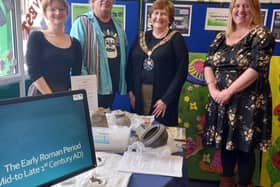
[271, 9, 280, 42]
[71, 3, 126, 30]
[205, 7, 228, 31]
[261, 9, 268, 26]
[144, 3, 192, 37]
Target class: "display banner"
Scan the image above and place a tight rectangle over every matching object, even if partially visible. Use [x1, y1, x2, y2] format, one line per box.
[260, 56, 280, 187]
[71, 3, 126, 30]
[271, 9, 280, 42]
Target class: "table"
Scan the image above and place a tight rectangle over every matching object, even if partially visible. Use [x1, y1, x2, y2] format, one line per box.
[128, 157, 190, 187]
[53, 152, 189, 187]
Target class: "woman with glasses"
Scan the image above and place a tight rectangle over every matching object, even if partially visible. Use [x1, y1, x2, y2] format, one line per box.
[26, 0, 82, 95]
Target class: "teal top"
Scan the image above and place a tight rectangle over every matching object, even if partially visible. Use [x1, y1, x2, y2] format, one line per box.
[70, 11, 127, 95]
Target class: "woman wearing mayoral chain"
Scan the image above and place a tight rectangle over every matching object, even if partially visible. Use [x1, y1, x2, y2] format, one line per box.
[126, 0, 189, 126]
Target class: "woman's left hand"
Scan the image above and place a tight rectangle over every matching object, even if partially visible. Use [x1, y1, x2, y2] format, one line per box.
[152, 99, 167, 118]
[214, 89, 232, 104]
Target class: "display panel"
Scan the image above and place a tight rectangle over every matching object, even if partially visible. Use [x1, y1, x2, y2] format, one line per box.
[0, 90, 96, 187]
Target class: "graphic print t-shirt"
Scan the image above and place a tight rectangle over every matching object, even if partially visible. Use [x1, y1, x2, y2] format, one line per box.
[97, 18, 120, 93]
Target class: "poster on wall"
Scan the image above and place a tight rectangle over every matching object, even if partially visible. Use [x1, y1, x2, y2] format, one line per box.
[260, 0, 280, 3]
[204, 8, 268, 31]
[174, 0, 230, 2]
[205, 8, 228, 31]
[144, 3, 192, 37]
[71, 3, 126, 30]
[271, 9, 280, 42]
[261, 9, 268, 27]
[174, 0, 279, 3]
[187, 53, 207, 85]
[260, 56, 280, 187]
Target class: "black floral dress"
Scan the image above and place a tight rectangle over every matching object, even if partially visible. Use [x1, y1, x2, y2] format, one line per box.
[203, 26, 275, 152]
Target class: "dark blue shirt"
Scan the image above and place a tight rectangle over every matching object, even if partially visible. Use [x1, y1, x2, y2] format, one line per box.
[26, 31, 82, 92]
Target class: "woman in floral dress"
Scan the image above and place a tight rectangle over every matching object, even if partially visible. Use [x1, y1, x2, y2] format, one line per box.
[202, 0, 275, 186]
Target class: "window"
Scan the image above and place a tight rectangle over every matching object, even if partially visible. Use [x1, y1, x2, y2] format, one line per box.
[0, 0, 41, 97]
[0, 0, 18, 77]
[0, 1, 26, 97]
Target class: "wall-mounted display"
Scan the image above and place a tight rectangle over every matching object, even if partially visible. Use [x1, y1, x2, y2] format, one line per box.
[260, 0, 280, 3]
[173, 4, 192, 36]
[187, 53, 207, 85]
[174, 0, 231, 2]
[71, 3, 126, 30]
[144, 3, 192, 37]
[174, 0, 280, 3]
[260, 56, 280, 187]
[261, 9, 268, 26]
[204, 7, 228, 31]
[271, 9, 280, 42]
[204, 8, 269, 31]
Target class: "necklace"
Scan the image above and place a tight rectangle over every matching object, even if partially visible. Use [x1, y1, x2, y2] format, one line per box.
[139, 30, 177, 71]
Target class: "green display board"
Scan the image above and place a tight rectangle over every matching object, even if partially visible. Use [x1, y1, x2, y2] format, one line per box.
[71, 3, 126, 30]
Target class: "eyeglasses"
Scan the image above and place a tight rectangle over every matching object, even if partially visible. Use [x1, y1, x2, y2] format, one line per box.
[46, 7, 67, 13]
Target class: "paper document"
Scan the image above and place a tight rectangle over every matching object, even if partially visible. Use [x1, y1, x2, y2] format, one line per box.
[166, 127, 186, 141]
[118, 151, 183, 177]
[71, 75, 98, 112]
